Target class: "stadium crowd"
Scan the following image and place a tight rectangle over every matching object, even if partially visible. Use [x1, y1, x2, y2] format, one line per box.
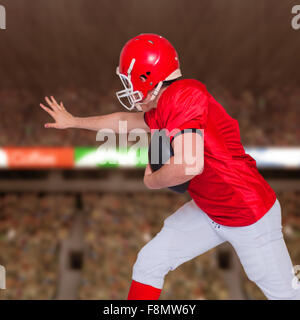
[0, 191, 299, 300]
[0, 85, 299, 146]
[0, 194, 75, 299]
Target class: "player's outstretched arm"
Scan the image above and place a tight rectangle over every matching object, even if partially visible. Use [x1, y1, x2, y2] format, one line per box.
[40, 96, 149, 132]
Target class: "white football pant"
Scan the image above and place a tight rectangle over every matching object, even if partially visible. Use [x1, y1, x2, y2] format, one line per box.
[132, 199, 300, 300]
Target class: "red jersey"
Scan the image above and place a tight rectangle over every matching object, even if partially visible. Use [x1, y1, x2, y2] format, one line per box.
[144, 79, 276, 227]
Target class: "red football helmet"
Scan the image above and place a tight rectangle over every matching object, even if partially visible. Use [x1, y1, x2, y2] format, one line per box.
[116, 34, 182, 111]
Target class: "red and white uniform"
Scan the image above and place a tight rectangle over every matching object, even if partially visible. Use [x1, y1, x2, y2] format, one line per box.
[117, 34, 299, 300]
[144, 79, 276, 227]
[134, 79, 300, 300]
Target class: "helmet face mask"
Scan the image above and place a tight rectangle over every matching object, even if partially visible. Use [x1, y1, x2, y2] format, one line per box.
[116, 66, 143, 111]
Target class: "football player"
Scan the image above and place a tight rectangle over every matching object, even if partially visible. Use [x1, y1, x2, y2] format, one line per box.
[40, 34, 300, 300]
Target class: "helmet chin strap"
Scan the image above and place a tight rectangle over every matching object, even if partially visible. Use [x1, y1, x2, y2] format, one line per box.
[134, 103, 143, 111]
[134, 81, 163, 111]
[150, 81, 163, 101]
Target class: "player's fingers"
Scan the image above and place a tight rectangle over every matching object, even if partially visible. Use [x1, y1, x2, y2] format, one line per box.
[44, 123, 59, 129]
[60, 102, 65, 110]
[45, 96, 58, 111]
[40, 103, 55, 117]
[50, 96, 62, 110]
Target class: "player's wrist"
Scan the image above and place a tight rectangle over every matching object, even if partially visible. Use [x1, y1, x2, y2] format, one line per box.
[71, 116, 81, 129]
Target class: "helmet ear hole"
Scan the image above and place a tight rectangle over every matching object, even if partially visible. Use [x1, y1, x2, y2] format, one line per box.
[140, 74, 148, 82]
[140, 72, 151, 83]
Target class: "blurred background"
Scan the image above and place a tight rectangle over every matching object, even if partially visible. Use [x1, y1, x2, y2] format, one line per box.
[0, 0, 299, 299]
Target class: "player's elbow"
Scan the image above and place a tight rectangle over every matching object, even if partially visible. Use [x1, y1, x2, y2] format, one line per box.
[193, 162, 204, 175]
[184, 164, 204, 177]
[182, 155, 204, 176]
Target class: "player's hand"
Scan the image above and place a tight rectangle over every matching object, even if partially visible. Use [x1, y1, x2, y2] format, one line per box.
[143, 163, 158, 189]
[40, 96, 76, 129]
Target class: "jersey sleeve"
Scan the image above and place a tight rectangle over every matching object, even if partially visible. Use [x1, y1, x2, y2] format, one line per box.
[144, 108, 159, 129]
[157, 80, 209, 139]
